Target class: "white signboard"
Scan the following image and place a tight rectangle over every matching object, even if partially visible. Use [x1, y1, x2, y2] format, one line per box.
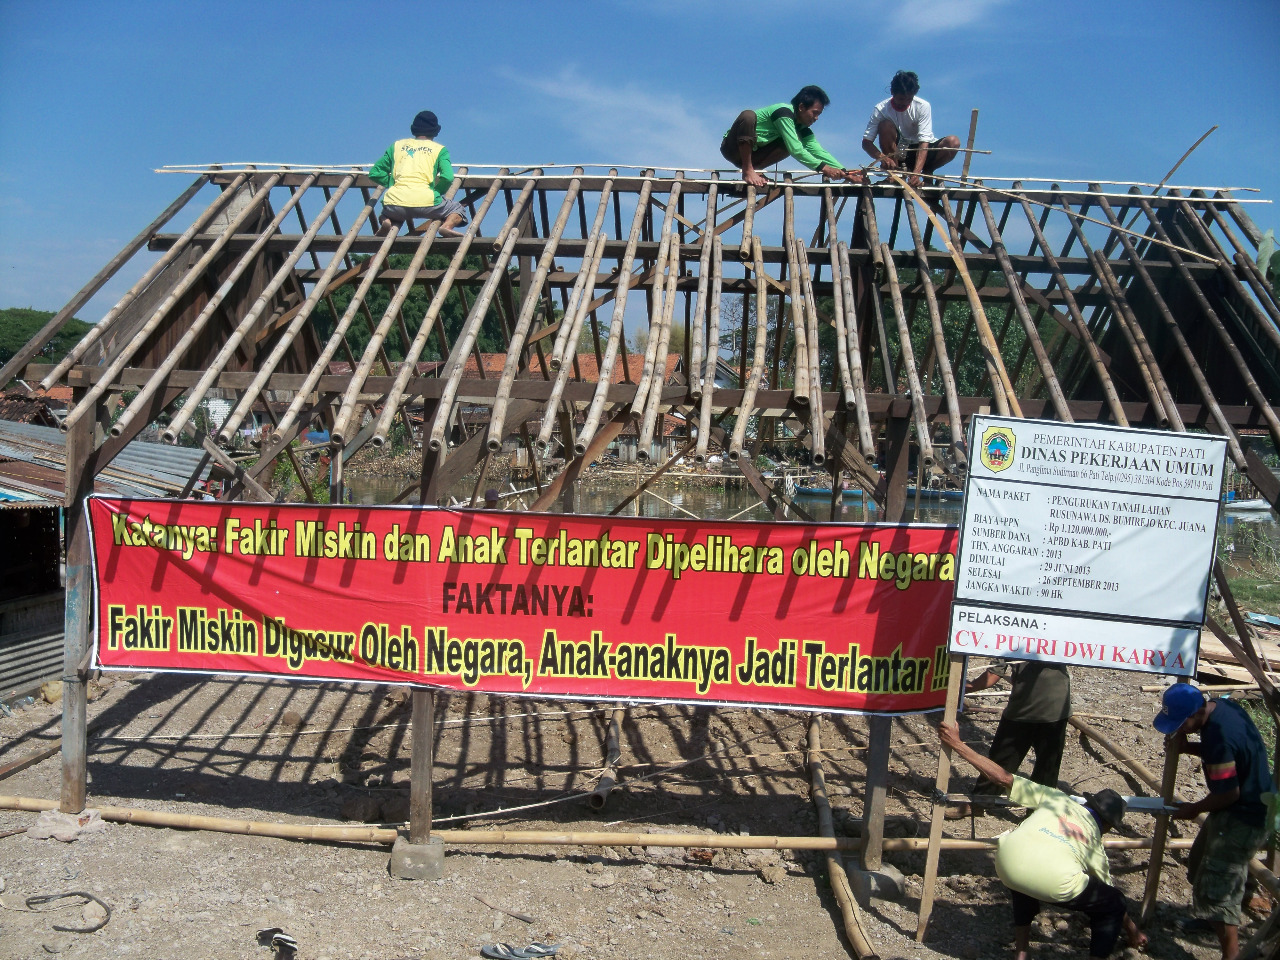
[947, 417, 1227, 676]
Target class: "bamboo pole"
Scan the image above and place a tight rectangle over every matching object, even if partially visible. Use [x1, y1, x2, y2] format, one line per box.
[367, 176, 509, 448]
[549, 178, 615, 369]
[632, 180, 683, 421]
[975, 194, 1072, 422]
[837, 243, 876, 459]
[1012, 185, 1127, 425]
[925, 187, 1018, 417]
[488, 174, 584, 451]
[1068, 715, 1163, 792]
[428, 229, 523, 453]
[959, 109, 979, 183]
[825, 191, 856, 410]
[60, 173, 282, 433]
[1174, 193, 1280, 354]
[695, 236, 723, 461]
[902, 201, 965, 466]
[1140, 741, 1181, 926]
[588, 708, 626, 811]
[1093, 253, 1181, 430]
[739, 184, 756, 260]
[637, 239, 680, 459]
[1200, 197, 1280, 330]
[808, 718, 880, 960]
[0, 175, 208, 390]
[535, 229, 611, 453]
[40, 172, 250, 390]
[795, 239, 825, 465]
[783, 187, 810, 406]
[1092, 189, 1245, 464]
[330, 177, 467, 445]
[880, 242, 934, 470]
[1133, 193, 1280, 453]
[202, 186, 385, 445]
[0, 793, 1202, 853]
[916, 657, 965, 941]
[1052, 194, 1171, 426]
[690, 179, 718, 401]
[110, 174, 324, 440]
[577, 177, 655, 454]
[924, 172, 1216, 262]
[729, 238, 769, 462]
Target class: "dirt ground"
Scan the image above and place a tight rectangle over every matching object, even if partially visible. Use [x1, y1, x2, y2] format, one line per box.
[0, 663, 1273, 960]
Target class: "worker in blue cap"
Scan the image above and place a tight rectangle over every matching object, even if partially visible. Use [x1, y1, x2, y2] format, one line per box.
[1154, 682, 1273, 960]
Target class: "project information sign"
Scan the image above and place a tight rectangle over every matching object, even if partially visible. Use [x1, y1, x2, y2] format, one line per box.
[88, 497, 961, 714]
[947, 417, 1226, 675]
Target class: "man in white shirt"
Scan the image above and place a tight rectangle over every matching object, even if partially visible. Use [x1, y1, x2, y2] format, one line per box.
[862, 71, 960, 188]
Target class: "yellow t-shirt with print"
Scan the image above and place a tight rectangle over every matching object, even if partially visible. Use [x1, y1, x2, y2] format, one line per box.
[995, 776, 1112, 903]
[375, 138, 451, 208]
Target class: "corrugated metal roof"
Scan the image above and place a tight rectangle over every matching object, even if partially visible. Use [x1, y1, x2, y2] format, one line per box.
[0, 421, 212, 499]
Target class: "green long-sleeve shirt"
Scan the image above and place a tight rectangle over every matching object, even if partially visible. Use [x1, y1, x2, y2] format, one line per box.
[368, 138, 455, 207]
[735, 104, 843, 172]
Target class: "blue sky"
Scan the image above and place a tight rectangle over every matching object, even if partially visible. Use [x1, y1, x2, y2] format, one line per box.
[1, 0, 1277, 316]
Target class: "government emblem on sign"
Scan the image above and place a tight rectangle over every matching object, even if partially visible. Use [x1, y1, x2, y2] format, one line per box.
[980, 425, 1015, 472]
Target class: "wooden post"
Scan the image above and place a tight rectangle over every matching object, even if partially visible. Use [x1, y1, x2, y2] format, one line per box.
[60, 386, 96, 813]
[915, 654, 965, 941]
[884, 414, 911, 523]
[409, 688, 434, 844]
[1140, 740, 1180, 925]
[861, 715, 891, 871]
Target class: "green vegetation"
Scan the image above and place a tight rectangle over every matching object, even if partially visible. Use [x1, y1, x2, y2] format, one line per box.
[0, 307, 91, 368]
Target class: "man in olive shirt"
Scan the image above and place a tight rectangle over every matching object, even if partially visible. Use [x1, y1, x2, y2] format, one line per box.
[720, 85, 864, 188]
[940, 722, 1147, 959]
[948, 660, 1072, 818]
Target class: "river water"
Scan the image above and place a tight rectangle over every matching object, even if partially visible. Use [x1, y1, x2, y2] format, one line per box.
[346, 474, 1278, 563]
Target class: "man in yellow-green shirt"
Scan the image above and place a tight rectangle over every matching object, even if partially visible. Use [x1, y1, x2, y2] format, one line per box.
[940, 722, 1147, 959]
[369, 110, 466, 236]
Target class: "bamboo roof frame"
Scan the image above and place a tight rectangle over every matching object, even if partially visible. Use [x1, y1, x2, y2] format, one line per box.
[5, 166, 1276, 516]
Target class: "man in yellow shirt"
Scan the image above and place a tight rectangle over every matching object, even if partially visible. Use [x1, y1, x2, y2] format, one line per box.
[369, 110, 466, 237]
[940, 722, 1147, 959]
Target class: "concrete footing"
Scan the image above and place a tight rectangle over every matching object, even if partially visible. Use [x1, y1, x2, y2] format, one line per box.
[389, 835, 444, 880]
[849, 862, 905, 907]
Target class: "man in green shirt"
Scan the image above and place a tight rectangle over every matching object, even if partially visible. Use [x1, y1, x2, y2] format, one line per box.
[940, 722, 1148, 959]
[720, 86, 864, 188]
[369, 110, 466, 237]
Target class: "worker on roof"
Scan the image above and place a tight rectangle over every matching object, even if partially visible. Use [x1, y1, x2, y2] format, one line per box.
[940, 721, 1148, 960]
[720, 86, 864, 188]
[370, 110, 467, 237]
[862, 71, 960, 188]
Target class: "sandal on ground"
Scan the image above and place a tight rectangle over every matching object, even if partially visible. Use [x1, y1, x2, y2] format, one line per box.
[515, 945, 561, 958]
[481, 945, 524, 960]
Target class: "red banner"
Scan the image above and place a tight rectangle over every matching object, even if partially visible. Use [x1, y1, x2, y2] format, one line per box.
[88, 497, 959, 714]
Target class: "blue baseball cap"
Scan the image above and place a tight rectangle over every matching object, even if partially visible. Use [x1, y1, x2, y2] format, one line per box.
[1153, 682, 1205, 735]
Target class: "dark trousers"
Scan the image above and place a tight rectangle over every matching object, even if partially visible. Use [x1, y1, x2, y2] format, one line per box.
[720, 110, 791, 170]
[1011, 877, 1128, 957]
[972, 716, 1069, 795]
